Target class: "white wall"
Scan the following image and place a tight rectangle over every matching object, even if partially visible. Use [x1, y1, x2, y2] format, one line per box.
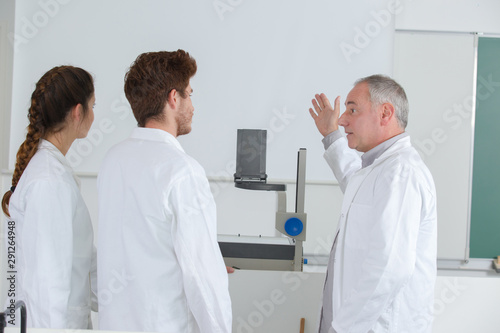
[6, 0, 394, 182]
[2, 0, 396, 262]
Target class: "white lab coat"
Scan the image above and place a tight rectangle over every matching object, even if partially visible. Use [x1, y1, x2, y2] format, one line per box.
[97, 128, 232, 333]
[7, 139, 96, 329]
[323, 135, 437, 333]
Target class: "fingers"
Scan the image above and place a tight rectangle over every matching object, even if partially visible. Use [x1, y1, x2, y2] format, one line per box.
[309, 93, 341, 136]
[310, 93, 341, 117]
[311, 98, 322, 114]
[308, 108, 317, 119]
[312, 93, 333, 111]
[315, 94, 325, 110]
[318, 93, 331, 110]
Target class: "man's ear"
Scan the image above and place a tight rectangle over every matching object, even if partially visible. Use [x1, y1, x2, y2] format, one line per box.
[166, 89, 178, 109]
[380, 103, 395, 126]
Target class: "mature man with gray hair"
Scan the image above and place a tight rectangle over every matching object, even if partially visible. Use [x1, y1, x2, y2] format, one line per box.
[309, 75, 437, 333]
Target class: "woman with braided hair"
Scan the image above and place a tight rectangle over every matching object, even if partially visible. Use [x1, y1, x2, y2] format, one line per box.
[2, 66, 97, 329]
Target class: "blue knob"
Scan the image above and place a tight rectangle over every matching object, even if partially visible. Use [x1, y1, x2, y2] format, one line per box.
[285, 217, 303, 236]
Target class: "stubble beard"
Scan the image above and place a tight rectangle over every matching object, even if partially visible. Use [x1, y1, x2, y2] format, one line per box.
[176, 111, 192, 137]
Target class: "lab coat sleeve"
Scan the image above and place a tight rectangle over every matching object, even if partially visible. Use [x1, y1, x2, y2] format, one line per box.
[22, 180, 75, 328]
[169, 171, 232, 333]
[324, 137, 361, 193]
[332, 163, 425, 333]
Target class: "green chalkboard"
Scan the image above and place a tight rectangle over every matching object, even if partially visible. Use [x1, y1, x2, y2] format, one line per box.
[470, 37, 500, 258]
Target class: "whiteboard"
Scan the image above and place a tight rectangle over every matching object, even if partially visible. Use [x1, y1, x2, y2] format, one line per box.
[9, 0, 394, 181]
[393, 31, 475, 260]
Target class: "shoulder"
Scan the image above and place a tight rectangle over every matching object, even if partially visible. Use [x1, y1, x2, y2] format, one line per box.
[21, 149, 75, 187]
[167, 151, 207, 187]
[11, 167, 78, 217]
[379, 144, 436, 193]
[101, 136, 207, 182]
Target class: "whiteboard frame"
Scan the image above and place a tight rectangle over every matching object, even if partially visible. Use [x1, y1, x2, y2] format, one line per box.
[467, 33, 500, 261]
[465, 33, 479, 263]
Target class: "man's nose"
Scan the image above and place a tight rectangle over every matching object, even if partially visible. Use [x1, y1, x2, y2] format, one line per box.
[338, 111, 348, 127]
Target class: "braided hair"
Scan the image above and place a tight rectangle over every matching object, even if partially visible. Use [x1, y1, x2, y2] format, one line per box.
[2, 66, 94, 217]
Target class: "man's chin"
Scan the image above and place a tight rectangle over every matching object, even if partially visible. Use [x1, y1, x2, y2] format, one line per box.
[177, 127, 192, 137]
[346, 137, 356, 149]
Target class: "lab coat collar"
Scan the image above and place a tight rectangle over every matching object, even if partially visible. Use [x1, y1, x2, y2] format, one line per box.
[130, 127, 185, 153]
[38, 139, 81, 187]
[39, 139, 73, 168]
[361, 132, 409, 168]
[370, 135, 412, 169]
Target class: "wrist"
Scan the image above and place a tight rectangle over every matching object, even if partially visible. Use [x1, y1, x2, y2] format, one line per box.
[322, 130, 342, 150]
[322, 126, 338, 138]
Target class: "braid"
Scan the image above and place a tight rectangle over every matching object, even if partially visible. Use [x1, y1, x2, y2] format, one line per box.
[2, 97, 45, 217]
[2, 65, 94, 217]
[14, 100, 45, 178]
[2, 72, 55, 217]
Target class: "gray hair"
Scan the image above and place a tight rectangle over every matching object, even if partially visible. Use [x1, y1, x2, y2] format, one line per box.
[355, 74, 409, 129]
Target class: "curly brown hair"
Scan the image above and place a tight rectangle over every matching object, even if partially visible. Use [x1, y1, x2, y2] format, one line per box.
[124, 50, 197, 127]
[2, 66, 94, 217]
